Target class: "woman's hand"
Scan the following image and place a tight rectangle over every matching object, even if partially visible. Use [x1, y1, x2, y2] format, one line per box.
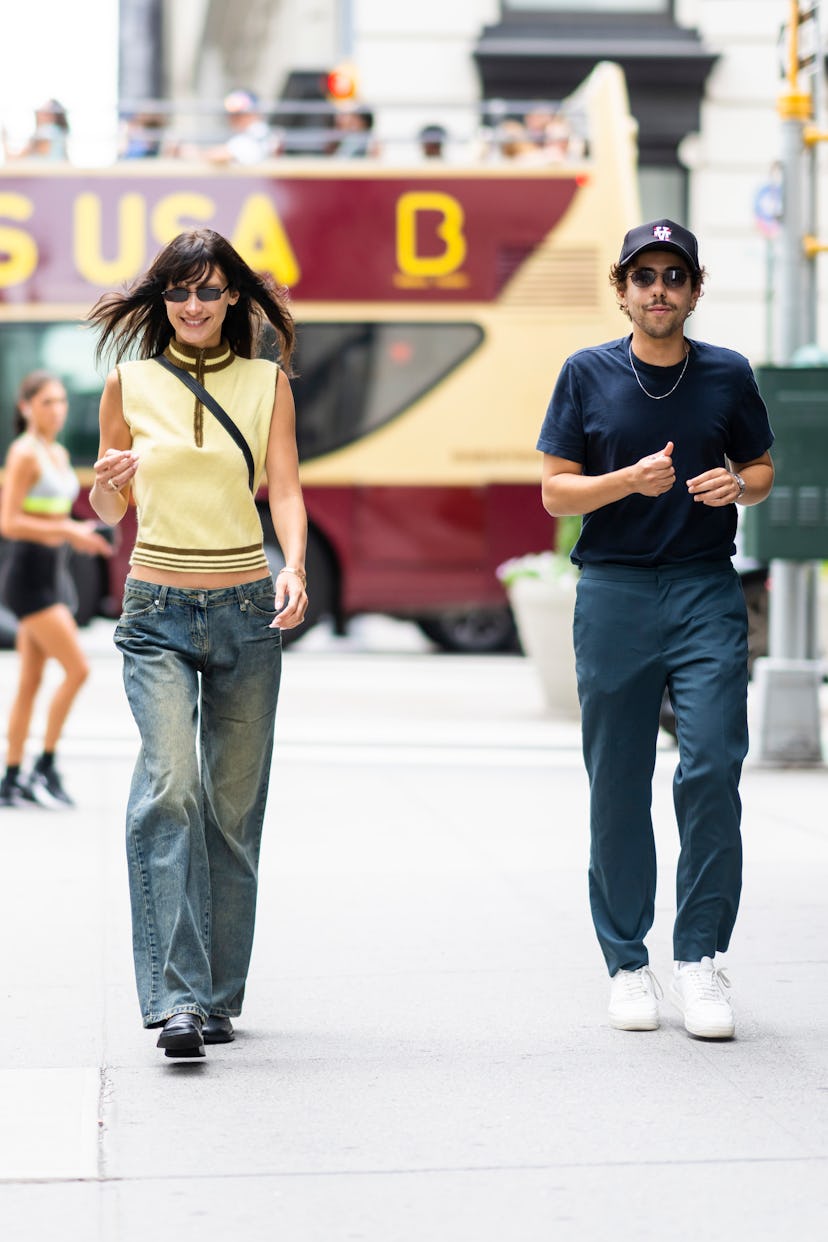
[271, 567, 308, 630]
[67, 520, 114, 557]
[90, 371, 135, 525]
[93, 447, 139, 495]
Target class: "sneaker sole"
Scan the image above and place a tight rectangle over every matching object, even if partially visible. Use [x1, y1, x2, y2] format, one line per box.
[678, 1018, 734, 1040]
[608, 1012, 659, 1032]
[669, 986, 734, 1040]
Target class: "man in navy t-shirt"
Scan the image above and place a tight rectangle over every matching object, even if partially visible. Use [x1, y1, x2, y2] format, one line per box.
[537, 219, 774, 1040]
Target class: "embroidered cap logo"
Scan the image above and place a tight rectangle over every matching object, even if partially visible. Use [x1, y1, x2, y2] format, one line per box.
[653, 225, 672, 242]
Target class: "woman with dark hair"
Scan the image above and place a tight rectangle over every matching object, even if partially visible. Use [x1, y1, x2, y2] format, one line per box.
[88, 228, 307, 1059]
[0, 372, 112, 808]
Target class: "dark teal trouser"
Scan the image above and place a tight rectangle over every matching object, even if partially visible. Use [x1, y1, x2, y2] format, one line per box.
[573, 561, 749, 976]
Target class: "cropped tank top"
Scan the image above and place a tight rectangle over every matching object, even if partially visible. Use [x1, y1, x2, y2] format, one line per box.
[20, 435, 80, 515]
[118, 339, 278, 575]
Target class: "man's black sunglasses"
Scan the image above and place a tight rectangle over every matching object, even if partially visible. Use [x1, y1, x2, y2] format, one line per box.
[162, 284, 230, 303]
[628, 267, 690, 289]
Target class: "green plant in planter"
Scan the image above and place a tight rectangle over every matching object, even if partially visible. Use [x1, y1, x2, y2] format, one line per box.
[496, 514, 582, 586]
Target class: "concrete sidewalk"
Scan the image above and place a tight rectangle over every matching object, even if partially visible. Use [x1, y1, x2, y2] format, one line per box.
[1, 619, 826, 1240]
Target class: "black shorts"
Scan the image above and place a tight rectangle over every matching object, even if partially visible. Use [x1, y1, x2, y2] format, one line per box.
[0, 542, 75, 620]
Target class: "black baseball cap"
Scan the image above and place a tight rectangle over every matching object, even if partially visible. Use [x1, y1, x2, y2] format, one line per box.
[618, 219, 701, 275]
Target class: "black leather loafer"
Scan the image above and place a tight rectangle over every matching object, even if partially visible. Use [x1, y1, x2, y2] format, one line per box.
[156, 1012, 205, 1057]
[203, 1014, 235, 1044]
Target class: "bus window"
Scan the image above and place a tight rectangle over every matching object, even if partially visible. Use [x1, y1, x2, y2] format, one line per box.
[271, 322, 484, 461]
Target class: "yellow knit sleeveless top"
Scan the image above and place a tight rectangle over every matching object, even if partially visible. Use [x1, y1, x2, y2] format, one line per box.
[118, 339, 278, 575]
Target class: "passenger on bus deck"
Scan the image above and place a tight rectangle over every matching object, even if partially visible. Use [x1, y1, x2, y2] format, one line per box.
[326, 106, 380, 158]
[538, 113, 572, 162]
[495, 119, 537, 161]
[495, 109, 573, 165]
[523, 107, 572, 162]
[418, 124, 448, 160]
[3, 98, 70, 162]
[119, 111, 167, 160]
[206, 89, 275, 164]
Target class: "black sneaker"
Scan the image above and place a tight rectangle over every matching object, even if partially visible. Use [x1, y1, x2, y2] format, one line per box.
[0, 774, 32, 808]
[26, 763, 75, 808]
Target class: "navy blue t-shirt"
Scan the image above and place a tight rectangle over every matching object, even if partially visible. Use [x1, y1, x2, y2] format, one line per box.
[536, 335, 774, 567]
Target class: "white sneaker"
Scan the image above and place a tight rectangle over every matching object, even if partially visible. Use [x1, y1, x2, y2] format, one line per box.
[670, 957, 735, 1039]
[608, 966, 663, 1031]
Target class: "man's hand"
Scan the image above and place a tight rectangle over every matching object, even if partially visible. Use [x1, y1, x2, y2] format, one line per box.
[630, 440, 675, 497]
[686, 467, 741, 507]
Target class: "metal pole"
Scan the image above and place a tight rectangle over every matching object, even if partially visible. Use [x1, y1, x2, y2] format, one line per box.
[754, 0, 824, 764]
[765, 235, 775, 363]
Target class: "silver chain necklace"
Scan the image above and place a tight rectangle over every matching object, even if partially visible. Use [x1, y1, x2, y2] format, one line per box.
[628, 341, 690, 400]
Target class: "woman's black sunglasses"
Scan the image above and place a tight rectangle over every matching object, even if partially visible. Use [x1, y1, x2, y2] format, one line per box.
[628, 267, 690, 289]
[162, 284, 230, 303]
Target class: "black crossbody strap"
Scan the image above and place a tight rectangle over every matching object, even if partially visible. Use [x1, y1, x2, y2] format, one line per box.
[155, 355, 255, 491]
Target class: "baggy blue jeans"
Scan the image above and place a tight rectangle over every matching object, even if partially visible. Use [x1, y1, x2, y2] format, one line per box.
[114, 577, 282, 1027]
[573, 561, 749, 977]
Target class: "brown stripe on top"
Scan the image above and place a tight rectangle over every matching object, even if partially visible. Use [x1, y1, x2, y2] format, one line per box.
[134, 541, 264, 556]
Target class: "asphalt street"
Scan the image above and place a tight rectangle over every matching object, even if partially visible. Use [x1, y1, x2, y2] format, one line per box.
[0, 616, 826, 1241]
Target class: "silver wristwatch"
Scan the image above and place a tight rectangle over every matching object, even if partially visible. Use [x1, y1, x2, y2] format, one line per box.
[731, 471, 746, 499]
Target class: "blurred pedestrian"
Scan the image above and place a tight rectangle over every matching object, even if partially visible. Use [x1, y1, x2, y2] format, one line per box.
[87, 227, 307, 1059]
[538, 220, 775, 1040]
[3, 98, 70, 161]
[0, 372, 112, 808]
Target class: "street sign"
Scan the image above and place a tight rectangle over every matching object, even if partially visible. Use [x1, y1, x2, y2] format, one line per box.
[754, 180, 783, 238]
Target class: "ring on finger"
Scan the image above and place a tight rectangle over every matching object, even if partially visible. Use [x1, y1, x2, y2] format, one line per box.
[108, 477, 119, 491]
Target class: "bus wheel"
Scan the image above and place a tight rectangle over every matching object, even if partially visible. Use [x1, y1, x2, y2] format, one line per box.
[417, 607, 518, 654]
[259, 516, 337, 645]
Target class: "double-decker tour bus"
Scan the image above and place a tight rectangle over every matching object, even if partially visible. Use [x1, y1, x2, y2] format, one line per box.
[0, 62, 638, 650]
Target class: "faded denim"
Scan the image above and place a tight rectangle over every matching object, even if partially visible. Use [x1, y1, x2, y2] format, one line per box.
[114, 577, 282, 1027]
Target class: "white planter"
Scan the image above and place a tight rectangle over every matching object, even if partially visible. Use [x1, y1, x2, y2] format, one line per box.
[507, 575, 580, 719]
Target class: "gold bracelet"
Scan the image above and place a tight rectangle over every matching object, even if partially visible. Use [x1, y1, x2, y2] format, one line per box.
[279, 566, 307, 587]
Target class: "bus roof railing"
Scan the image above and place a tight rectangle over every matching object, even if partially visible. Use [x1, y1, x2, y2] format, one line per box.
[2, 96, 591, 167]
